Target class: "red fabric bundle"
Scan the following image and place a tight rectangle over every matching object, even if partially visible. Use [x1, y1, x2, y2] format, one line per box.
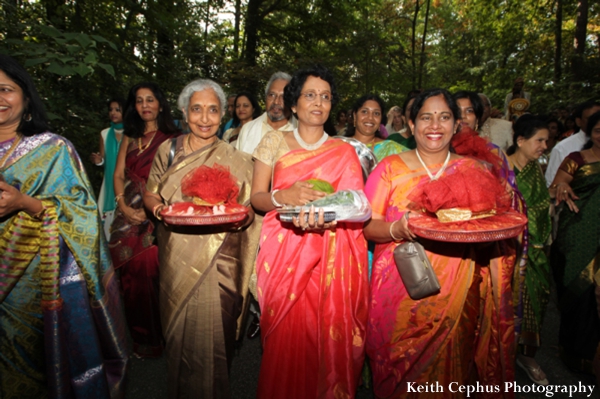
[181, 163, 239, 205]
[408, 166, 510, 215]
[451, 127, 504, 177]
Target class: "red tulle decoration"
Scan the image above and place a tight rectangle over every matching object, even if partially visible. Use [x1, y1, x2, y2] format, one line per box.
[451, 127, 504, 177]
[408, 166, 511, 215]
[181, 164, 240, 205]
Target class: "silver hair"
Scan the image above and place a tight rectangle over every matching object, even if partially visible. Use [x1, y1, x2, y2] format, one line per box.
[478, 93, 492, 107]
[265, 71, 292, 97]
[178, 79, 227, 117]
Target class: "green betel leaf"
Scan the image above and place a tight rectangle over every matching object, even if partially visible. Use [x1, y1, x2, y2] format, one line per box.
[306, 179, 335, 194]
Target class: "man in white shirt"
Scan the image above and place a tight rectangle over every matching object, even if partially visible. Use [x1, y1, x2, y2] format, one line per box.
[545, 100, 600, 186]
[235, 72, 297, 154]
[478, 93, 514, 151]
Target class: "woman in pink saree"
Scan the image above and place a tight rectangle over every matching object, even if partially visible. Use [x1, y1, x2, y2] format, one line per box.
[251, 65, 369, 398]
[364, 89, 516, 398]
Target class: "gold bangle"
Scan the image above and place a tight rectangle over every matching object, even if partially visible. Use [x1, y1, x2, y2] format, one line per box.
[153, 204, 164, 220]
[389, 220, 402, 242]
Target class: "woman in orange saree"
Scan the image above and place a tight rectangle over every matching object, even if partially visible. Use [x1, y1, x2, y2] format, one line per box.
[251, 65, 369, 398]
[364, 89, 516, 399]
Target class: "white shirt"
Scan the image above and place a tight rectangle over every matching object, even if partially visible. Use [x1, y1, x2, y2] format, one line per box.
[479, 118, 513, 151]
[545, 131, 588, 186]
[235, 112, 297, 155]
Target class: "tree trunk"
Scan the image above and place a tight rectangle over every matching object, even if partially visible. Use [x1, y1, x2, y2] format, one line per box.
[244, 0, 263, 67]
[571, 0, 588, 81]
[3, 0, 20, 39]
[152, 0, 175, 83]
[554, 0, 562, 83]
[234, 0, 241, 57]
[418, 0, 430, 89]
[43, 0, 67, 30]
[411, 0, 421, 89]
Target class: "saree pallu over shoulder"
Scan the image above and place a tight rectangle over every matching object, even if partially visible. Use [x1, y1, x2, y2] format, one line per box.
[150, 140, 261, 399]
[554, 161, 600, 292]
[0, 133, 129, 399]
[256, 140, 369, 399]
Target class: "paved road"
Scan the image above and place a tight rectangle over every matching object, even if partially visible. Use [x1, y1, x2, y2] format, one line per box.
[126, 284, 598, 398]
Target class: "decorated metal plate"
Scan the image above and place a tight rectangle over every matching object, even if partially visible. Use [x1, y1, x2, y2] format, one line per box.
[408, 210, 527, 243]
[160, 202, 248, 225]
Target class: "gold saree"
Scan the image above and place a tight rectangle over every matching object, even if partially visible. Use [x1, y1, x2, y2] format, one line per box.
[147, 138, 261, 398]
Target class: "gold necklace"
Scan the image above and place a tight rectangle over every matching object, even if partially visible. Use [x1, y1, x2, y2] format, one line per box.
[137, 131, 157, 154]
[591, 146, 600, 161]
[0, 135, 22, 168]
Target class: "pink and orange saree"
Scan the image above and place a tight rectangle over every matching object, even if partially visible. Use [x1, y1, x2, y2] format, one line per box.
[365, 155, 516, 399]
[256, 140, 369, 398]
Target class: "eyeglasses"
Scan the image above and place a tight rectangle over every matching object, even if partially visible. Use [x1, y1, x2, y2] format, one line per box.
[266, 92, 284, 101]
[300, 92, 332, 102]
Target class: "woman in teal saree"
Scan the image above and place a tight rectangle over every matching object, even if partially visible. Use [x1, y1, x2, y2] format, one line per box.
[0, 55, 129, 399]
[550, 110, 600, 376]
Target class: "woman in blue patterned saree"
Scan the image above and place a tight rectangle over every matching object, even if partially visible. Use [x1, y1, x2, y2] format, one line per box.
[0, 55, 129, 398]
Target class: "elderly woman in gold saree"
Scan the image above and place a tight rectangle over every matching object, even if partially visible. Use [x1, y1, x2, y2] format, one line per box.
[143, 79, 261, 398]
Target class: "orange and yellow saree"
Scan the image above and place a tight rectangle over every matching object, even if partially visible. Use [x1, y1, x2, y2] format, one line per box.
[256, 140, 369, 398]
[365, 155, 516, 399]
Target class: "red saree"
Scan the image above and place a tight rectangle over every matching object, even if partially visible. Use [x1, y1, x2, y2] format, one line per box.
[109, 130, 173, 357]
[256, 140, 369, 398]
[365, 156, 515, 399]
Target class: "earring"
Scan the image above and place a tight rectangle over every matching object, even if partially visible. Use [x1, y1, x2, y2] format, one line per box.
[23, 114, 32, 122]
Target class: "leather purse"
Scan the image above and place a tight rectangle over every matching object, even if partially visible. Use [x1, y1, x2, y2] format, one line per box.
[393, 241, 441, 300]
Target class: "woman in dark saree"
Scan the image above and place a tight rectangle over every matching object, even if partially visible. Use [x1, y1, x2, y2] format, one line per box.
[550, 111, 600, 377]
[110, 82, 179, 357]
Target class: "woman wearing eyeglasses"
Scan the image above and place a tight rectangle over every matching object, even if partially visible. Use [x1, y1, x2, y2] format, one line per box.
[251, 65, 369, 398]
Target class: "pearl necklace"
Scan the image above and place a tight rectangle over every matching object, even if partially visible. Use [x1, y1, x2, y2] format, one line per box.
[415, 149, 451, 181]
[293, 128, 328, 151]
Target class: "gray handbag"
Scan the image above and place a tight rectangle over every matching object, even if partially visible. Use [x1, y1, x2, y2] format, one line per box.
[393, 241, 441, 300]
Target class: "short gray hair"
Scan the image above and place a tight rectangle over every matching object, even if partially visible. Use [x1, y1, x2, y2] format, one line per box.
[478, 93, 491, 107]
[178, 79, 227, 117]
[265, 71, 292, 97]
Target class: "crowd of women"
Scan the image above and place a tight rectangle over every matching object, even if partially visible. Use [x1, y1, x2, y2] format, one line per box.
[1, 53, 598, 399]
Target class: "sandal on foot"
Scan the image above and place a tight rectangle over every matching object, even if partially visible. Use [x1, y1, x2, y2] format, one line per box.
[516, 358, 549, 386]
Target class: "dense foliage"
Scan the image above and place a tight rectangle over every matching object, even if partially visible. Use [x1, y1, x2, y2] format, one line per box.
[1, 0, 598, 189]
